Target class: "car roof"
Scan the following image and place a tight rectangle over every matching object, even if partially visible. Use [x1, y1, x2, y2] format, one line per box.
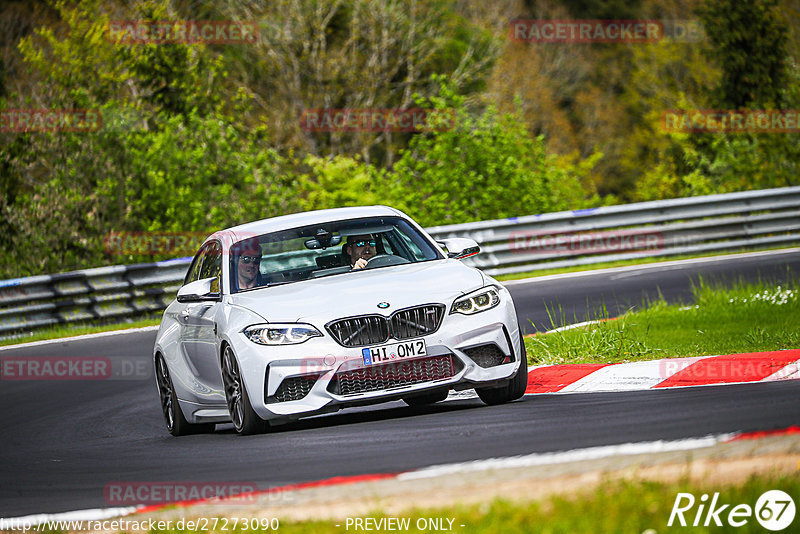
[207, 205, 405, 246]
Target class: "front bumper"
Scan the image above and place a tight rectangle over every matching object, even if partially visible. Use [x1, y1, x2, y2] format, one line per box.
[234, 298, 521, 422]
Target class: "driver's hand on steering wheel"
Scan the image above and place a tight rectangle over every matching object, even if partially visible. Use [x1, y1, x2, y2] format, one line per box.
[352, 258, 368, 270]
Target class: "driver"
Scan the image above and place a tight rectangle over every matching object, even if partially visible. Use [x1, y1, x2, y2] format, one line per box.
[344, 234, 377, 270]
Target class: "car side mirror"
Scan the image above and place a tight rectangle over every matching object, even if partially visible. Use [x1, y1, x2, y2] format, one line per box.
[177, 277, 221, 303]
[437, 238, 480, 260]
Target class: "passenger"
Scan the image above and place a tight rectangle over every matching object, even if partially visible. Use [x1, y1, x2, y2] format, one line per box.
[236, 242, 262, 289]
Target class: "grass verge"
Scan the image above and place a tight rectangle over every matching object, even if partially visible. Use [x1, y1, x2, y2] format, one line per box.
[0, 316, 161, 347]
[524, 277, 800, 365]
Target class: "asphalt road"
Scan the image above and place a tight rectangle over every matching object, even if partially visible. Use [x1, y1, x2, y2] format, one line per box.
[1, 249, 799, 517]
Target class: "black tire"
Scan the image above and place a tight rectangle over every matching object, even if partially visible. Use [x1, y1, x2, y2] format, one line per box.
[155, 354, 215, 436]
[476, 333, 529, 406]
[403, 388, 449, 406]
[221, 345, 268, 435]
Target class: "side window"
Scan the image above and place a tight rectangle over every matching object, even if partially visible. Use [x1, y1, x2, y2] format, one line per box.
[377, 233, 395, 255]
[199, 241, 222, 293]
[184, 247, 207, 285]
[394, 229, 425, 260]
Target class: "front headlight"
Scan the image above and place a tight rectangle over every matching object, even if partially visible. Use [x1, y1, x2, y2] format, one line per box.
[450, 286, 501, 315]
[243, 323, 323, 345]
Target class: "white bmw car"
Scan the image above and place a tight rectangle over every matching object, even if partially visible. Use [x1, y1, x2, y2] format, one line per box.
[153, 206, 527, 435]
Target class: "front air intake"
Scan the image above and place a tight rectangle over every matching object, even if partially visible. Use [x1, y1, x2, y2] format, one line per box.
[463, 344, 510, 368]
[266, 373, 321, 404]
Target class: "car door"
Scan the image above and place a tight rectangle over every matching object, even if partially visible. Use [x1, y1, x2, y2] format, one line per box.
[173, 244, 205, 371]
[178, 240, 226, 398]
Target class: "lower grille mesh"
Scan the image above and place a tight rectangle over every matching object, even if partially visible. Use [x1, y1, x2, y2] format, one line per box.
[463, 344, 509, 368]
[327, 355, 458, 396]
[267, 374, 318, 403]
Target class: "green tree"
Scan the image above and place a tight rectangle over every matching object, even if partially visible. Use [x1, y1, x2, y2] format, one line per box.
[0, 0, 296, 277]
[292, 81, 601, 226]
[386, 82, 598, 226]
[228, 0, 499, 165]
[296, 155, 387, 213]
[696, 0, 789, 108]
[685, 0, 800, 193]
[632, 0, 800, 199]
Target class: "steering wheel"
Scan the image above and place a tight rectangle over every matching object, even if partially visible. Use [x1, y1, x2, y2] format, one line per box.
[362, 254, 411, 269]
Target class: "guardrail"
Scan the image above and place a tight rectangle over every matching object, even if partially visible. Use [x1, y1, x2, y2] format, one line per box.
[0, 260, 191, 336]
[427, 186, 800, 276]
[2, 187, 799, 336]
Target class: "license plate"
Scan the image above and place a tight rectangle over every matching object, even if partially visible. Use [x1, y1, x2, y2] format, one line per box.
[362, 339, 427, 366]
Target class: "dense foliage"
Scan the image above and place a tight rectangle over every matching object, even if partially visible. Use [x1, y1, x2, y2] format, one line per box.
[0, 0, 798, 277]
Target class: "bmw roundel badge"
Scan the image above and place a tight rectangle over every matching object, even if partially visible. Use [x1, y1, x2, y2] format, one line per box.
[377, 301, 390, 309]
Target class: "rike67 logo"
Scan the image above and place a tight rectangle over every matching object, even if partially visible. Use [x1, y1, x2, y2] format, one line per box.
[668, 490, 796, 531]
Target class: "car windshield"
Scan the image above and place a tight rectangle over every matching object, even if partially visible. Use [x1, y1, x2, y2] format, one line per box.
[229, 216, 442, 293]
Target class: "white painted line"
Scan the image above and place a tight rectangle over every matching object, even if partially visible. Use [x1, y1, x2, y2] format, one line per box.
[500, 247, 800, 286]
[397, 435, 733, 480]
[0, 326, 159, 352]
[0, 506, 139, 528]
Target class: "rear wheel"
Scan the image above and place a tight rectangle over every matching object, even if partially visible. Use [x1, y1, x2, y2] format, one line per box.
[155, 354, 215, 436]
[476, 333, 528, 406]
[403, 388, 449, 406]
[222, 345, 267, 435]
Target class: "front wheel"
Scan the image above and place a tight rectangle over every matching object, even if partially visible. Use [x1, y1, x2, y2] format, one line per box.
[476, 334, 528, 406]
[222, 345, 268, 435]
[155, 354, 215, 436]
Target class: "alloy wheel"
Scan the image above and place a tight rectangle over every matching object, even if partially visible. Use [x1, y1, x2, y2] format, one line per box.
[156, 355, 175, 432]
[222, 346, 245, 432]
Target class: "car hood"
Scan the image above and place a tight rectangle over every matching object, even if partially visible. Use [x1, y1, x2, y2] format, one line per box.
[228, 260, 485, 325]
